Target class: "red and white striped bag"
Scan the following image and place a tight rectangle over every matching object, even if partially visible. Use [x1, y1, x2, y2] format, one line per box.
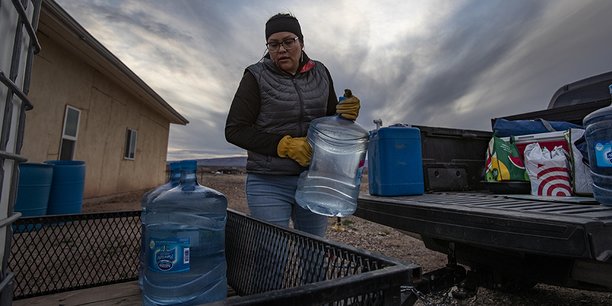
[524, 143, 572, 197]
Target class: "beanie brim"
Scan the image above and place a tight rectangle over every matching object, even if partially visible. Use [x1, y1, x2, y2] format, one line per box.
[265, 16, 303, 41]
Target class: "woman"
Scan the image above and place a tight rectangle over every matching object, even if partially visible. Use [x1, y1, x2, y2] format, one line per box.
[225, 13, 360, 237]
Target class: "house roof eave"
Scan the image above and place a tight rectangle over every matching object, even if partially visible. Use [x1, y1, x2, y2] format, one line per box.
[40, 0, 189, 125]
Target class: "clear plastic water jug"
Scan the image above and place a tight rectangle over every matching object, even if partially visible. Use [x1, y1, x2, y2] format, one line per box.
[139, 161, 182, 289]
[295, 91, 369, 217]
[142, 160, 228, 305]
[583, 84, 612, 206]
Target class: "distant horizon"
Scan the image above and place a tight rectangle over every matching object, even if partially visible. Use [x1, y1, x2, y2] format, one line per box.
[166, 155, 377, 169]
[167, 155, 247, 162]
[166, 156, 247, 168]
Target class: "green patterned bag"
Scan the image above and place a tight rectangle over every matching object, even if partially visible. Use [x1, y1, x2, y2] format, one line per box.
[485, 136, 529, 181]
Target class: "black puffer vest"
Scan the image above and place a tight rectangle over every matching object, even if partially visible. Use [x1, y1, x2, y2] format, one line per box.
[246, 57, 330, 175]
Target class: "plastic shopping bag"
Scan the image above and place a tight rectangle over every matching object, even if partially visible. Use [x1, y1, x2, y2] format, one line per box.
[524, 143, 572, 196]
[567, 129, 593, 195]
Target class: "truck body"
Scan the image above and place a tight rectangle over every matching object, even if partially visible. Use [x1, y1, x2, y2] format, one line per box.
[355, 72, 612, 293]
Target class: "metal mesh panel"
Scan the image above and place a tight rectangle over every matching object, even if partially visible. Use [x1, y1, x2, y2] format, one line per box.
[10, 211, 140, 299]
[9, 209, 417, 305]
[226, 209, 415, 306]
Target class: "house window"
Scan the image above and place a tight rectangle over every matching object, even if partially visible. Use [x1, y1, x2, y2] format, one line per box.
[124, 128, 137, 160]
[59, 106, 81, 160]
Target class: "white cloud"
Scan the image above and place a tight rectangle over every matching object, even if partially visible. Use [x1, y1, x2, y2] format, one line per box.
[56, 0, 612, 160]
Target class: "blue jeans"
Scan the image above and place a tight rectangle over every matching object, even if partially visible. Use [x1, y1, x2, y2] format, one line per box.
[246, 173, 328, 237]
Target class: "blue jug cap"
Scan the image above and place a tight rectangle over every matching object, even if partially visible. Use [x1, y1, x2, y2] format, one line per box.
[180, 160, 197, 170]
[169, 161, 181, 170]
[584, 103, 612, 125]
[609, 84, 612, 94]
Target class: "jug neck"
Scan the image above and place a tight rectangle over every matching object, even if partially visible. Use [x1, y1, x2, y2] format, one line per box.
[178, 160, 198, 191]
[170, 169, 182, 186]
[336, 114, 354, 122]
[180, 168, 197, 191]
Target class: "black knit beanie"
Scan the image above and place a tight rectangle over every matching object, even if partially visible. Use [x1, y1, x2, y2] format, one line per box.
[265, 13, 303, 42]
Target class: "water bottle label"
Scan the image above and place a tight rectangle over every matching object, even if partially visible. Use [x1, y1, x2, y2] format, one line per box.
[148, 237, 190, 272]
[594, 142, 612, 168]
[356, 159, 365, 178]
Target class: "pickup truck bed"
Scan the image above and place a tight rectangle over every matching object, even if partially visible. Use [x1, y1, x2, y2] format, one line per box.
[355, 192, 612, 291]
[356, 77, 612, 293]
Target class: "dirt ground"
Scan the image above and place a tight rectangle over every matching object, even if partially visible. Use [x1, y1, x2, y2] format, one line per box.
[83, 172, 612, 306]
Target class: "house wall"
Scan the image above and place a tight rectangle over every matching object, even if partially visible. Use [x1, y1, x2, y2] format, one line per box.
[22, 32, 169, 198]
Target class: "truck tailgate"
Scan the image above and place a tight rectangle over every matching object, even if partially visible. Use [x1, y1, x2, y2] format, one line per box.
[356, 193, 612, 262]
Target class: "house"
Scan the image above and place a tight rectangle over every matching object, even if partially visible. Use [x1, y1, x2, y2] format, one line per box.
[21, 0, 188, 199]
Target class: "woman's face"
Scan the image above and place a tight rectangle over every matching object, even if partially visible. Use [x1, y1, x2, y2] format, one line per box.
[267, 31, 303, 74]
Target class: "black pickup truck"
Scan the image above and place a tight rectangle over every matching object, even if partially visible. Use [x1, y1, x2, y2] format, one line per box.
[355, 72, 612, 296]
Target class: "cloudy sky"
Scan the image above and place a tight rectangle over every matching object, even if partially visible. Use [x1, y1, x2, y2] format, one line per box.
[55, 0, 612, 161]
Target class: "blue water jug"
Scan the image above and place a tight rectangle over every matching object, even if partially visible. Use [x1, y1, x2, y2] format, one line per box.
[142, 160, 228, 305]
[295, 90, 369, 217]
[139, 161, 182, 289]
[368, 124, 424, 196]
[583, 84, 612, 206]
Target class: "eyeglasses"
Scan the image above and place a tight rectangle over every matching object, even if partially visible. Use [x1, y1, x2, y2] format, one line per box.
[266, 37, 299, 52]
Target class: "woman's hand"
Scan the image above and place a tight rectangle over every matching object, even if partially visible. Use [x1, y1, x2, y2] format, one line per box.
[277, 135, 312, 167]
[336, 95, 360, 120]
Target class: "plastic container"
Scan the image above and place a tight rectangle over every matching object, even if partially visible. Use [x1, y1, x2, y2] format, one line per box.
[13, 163, 53, 232]
[14, 163, 53, 217]
[583, 84, 612, 206]
[138, 161, 182, 289]
[44, 160, 86, 215]
[296, 93, 369, 217]
[142, 160, 228, 305]
[368, 125, 424, 196]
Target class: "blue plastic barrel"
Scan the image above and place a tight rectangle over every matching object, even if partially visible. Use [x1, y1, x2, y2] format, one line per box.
[44, 160, 86, 215]
[14, 163, 53, 216]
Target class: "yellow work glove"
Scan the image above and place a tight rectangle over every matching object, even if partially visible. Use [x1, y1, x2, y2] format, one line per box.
[336, 89, 360, 120]
[277, 135, 312, 167]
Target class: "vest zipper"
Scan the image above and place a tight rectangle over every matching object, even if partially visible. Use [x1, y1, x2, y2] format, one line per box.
[292, 77, 305, 135]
